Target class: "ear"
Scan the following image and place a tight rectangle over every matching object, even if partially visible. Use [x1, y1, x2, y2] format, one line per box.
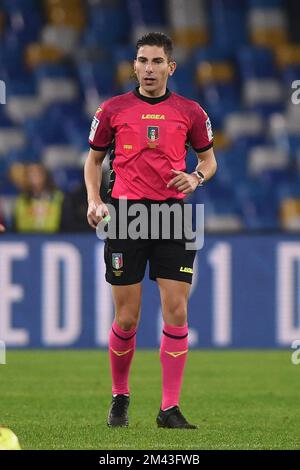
[169, 61, 177, 76]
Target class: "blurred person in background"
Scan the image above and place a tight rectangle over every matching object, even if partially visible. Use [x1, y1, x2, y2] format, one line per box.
[9, 163, 28, 194]
[60, 182, 90, 233]
[0, 215, 5, 231]
[13, 162, 64, 233]
[2, 163, 30, 230]
[60, 153, 110, 233]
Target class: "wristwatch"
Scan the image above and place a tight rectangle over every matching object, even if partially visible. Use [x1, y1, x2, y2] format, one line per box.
[192, 170, 205, 186]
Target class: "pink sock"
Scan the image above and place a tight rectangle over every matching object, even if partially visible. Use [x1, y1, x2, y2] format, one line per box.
[160, 323, 189, 410]
[109, 320, 137, 395]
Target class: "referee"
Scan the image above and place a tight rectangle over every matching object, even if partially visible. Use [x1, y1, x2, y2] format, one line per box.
[85, 32, 217, 429]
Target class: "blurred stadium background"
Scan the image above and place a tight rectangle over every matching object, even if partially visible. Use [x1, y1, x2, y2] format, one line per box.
[0, 0, 300, 350]
[1, 0, 300, 231]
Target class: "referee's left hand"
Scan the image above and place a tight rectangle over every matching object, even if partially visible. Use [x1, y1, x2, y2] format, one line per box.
[167, 169, 199, 194]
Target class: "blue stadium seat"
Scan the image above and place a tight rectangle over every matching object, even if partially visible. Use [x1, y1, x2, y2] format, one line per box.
[287, 135, 300, 154]
[192, 46, 233, 64]
[77, 61, 116, 96]
[251, 102, 285, 117]
[23, 114, 67, 152]
[199, 84, 240, 128]
[0, 108, 14, 127]
[277, 179, 300, 201]
[211, 199, 243, 217]
[5, 74, 37, 97]
[5, 146, 40, 164]
[85, 5, 130, 47]
[205, 180, 239, 205]
[127, 0, 165, 25]
[2, 0, 39, 10]
[110, 45, 136, 64]
[193, 175, 242, 223]
[253, 169, 294, 187]
[237, 46, 277, 80]
[0, 177, 19, 196]
[223, 143, 253, 181]
[0, 156, 8, 177]
[34, 64, 75, 81]
[3, 1, 43, 43]
[235, 135, 268, 148]
[52, 167, 83, 192]
[0, 33, 24, 77]
[212, 149, 234, 186]
[281, 65, 300, 86]
[44, 102, 89, 151]
[64, 116, 91, 151]
[236, 179, 279, 229]
[209, 0, 247, 54]
[46, 102, 84, 122]
[247, 0, 284, 8]
[169, 63, 198, 99]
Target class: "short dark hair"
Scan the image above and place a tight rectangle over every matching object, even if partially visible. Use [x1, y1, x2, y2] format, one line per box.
[136, 32, 173, 62]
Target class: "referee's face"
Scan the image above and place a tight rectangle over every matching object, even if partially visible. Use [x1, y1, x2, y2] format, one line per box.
[134, 45, 176, 98]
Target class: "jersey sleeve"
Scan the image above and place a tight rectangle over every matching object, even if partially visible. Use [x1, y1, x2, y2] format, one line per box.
[88, 102, 114, 151]
[188, 103, 214, 153]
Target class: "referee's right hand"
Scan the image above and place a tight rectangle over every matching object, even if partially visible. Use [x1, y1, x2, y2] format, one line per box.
[87, 200, 109, 229]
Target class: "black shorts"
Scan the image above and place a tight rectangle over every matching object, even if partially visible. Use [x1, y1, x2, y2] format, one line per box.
[103, 198, 197, 285]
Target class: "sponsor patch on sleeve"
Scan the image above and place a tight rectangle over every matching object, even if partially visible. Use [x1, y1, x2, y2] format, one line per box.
[205, 117, 213, 141]
[89, 116, 100, 142]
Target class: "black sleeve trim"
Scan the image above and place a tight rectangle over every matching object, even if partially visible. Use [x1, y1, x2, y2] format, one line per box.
[89, 143, 110, 151]
[193, 141, 213, 153]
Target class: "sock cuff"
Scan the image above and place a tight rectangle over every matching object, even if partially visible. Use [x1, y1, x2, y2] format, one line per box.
[112, 320, 137, 341]
[162, 323, 188, 339]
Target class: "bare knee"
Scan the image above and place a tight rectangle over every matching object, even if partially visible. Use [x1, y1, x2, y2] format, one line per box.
[115, 306, 140, 331]
[163, 300, 188, 326]
[112, 284, 142, 331]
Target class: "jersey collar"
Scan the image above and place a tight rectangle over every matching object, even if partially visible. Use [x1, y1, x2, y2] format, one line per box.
[133, 87, 171, 104]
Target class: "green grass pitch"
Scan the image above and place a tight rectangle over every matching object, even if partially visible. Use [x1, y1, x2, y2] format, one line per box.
[0, 350, 299, 450]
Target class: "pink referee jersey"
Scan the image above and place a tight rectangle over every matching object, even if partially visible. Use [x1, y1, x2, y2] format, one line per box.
[89, 88, 213, 200]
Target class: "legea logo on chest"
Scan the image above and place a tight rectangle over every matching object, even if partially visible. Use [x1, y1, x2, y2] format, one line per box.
[141, 114, 165, 120]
